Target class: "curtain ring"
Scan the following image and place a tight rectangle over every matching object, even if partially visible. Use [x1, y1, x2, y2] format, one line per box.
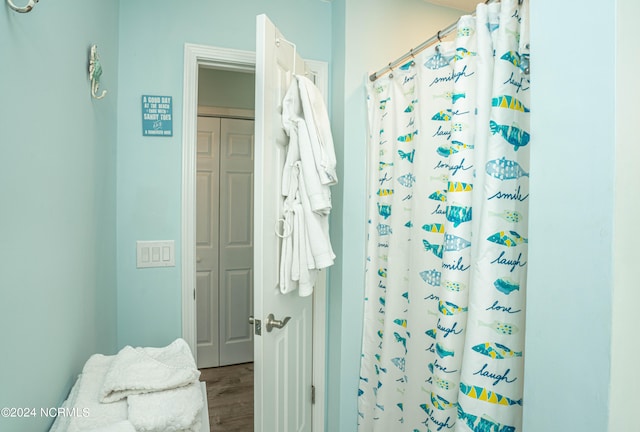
[437, 31, 443, 43]
[409, 49, 416, 67]
[388, 63, 394, 79]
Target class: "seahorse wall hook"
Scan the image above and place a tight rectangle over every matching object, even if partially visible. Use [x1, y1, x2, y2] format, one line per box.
[6, 0, 39, 13]
[89, 44, 107, 100]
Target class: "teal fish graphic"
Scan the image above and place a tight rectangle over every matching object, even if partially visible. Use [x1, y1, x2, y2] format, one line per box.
[489, 120, 530, 151]
[443, 233, 471, 252]
[424, 51, 453, 70]
[398, 173, 416, 188]
[443, 279, 466, 292]
[487, 230, 528, 247]
[398, 149, 415, 163]
[423, 239, 444, 259]
[494, 278, 520, 295]
[446, 205, 472, 228]
[453, 47, 477, 61]
[471, 342, 522, 359]
[399, 61, 413, 70]
[489, 209, 522, 223]
[425, 328, 437, 339]
[501, 51, 521, 68]
[379, 161, 394, 171]
[398, 131, 419, 142]
[435, 342, 454, 358]
[391, 357, 406, 372]
[420, 269, 441, 286]
[377, 330, 384, 339]
[459, 382, 522, 406]
[404, 99, 418, 113]
[439, 300, 468, 316]
[452, 92, 466, 103]
[437, 146, 453, 158]
[485, 157, 529, 180]
[432, 110, 453, 121]
[377, 224, 393, 236]
[404, 221, 413, 228]
[450, 140, 474, 153]
[458, 403, 516, 432]
[431, 393, 455, 410]
[428, 190, 447, 202]
[492, 95, 530, 113]
[377, 203, 392, 219]
[394, 332, 407, 354]
[379, 97, 390, 110]
[479, 320, 520, 335]
[377, 268, 387, 278]
[422, 223, 445, 234]
[394, 318, 407, 328]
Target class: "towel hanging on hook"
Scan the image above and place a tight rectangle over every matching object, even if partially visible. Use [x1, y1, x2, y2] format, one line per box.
[6, 0, 38, 13]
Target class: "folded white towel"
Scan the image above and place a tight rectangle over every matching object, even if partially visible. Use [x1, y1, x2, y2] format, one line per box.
[128, 381, 204, 432]
[100, 338, 200, 403]
[66, 355, 128, 432]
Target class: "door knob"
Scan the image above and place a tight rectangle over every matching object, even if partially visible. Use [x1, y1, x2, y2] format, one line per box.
[265, 313, 291, 332]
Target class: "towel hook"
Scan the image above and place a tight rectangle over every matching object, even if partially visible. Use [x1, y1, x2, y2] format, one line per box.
[89, 44, 107, 100]
[6, 0, 38, 13]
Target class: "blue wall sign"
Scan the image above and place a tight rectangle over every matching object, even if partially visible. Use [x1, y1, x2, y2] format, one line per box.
[142, 95, 173, 136]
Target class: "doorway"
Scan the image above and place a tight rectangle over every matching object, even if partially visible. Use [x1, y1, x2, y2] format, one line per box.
[181, 43, 328, 432]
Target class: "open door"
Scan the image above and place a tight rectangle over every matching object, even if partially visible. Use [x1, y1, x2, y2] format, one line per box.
[253, 14, 314, 432]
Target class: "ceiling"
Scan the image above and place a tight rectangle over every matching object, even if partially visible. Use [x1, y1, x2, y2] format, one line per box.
[423, 0, 480, 12]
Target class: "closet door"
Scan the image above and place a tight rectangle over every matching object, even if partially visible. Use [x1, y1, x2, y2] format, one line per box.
[218, 117, 255, 366]
[196, 116, 221, 369]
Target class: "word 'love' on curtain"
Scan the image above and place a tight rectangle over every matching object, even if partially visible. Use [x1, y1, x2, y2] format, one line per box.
[358, 0, 530, 431]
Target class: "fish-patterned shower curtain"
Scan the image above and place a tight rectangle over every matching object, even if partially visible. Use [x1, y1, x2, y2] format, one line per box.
[358, 1, 530, 431]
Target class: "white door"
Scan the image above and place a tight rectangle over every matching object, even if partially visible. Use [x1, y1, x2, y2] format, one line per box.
[196, 116, 221, 369]
[197, 116, 255, 368]
[254, 14, 314, 432]
[219, 118, 255, 366]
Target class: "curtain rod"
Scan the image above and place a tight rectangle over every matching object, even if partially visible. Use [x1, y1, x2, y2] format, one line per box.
[368, 0, 518, 82]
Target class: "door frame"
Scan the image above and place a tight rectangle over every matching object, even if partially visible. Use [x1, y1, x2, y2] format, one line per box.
[181, 43, 327, 431]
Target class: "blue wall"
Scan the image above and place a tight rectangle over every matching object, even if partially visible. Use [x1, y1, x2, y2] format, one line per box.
[524, 0, 614, 430]
[116, 0, 332, 347]
[0, 1, 119, 431]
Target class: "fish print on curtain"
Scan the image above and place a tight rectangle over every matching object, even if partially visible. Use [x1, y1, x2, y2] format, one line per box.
[358, 0, 530, 431]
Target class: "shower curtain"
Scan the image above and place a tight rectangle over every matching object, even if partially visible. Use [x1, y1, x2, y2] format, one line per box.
[358, 1, 530, 431]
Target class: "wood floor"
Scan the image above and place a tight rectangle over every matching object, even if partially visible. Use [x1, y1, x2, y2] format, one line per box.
[200, 362, 254, 432]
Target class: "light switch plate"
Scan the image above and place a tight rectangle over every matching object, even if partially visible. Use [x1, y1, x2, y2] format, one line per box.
[136, 240, 175, 268]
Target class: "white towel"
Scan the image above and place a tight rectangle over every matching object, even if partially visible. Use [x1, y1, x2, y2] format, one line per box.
[86, 420, 137, 432]
[128, 381, 204, 432]
[66, 355, 128, 432]
[99, 338, 200, 403]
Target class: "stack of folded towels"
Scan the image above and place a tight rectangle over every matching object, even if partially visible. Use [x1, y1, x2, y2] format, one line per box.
[50, 338, 204, 432]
